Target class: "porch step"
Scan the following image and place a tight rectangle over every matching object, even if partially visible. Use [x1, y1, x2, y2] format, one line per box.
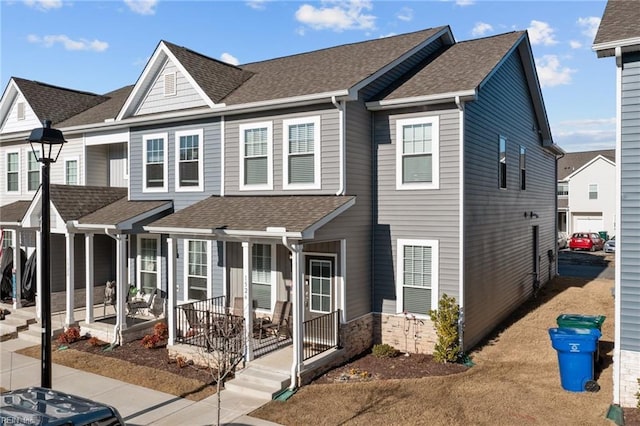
[18, 324, 64, 345]
[0, 308, 37, 342]
[225, 365, 291, 400]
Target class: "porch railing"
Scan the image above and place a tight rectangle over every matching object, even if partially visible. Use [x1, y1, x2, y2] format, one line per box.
[303, 309, 341, 361]
[174, 295, 227, 347]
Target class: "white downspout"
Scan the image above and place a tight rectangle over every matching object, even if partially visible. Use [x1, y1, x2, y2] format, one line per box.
[332, 96, 346, 195]
[282, 236, 303, 389]
[612, 46, 622, 406]
[455, 96, 466, 351]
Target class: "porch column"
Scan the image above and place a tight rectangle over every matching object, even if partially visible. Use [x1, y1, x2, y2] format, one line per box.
[242, 241, 253, 361]
[85, 234, 94, 324]
[113, 234, 128, 344]
[290, 243, 304, 388]
[36, 230, 42, 322]
[65, 232, 75, 327]
[167, 237, 177, 345]
[12, 230, 22, 309]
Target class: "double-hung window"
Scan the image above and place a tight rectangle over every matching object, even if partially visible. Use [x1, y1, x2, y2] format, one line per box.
[65, 157, 79, 185]
[397, 239, 439, 315]
[143, 133, 168, 192]
[186, 240, 209, 300]
[138, 236, 159, 294]
[252, 244, 274, 310]
[589, 184, 598, 200]
[27, 150, 40, 191]
[283, 116, 320, 189]
[499, 136, 507, 189]
[2, 230, 14, 250]
[6, 151, 19, 192]
[558, 182, 568, 197]
[175, 129, 204, 191]
[240, 122, 272, 190]
[519, 146, 526, 191]
[396, 117, 439, 190]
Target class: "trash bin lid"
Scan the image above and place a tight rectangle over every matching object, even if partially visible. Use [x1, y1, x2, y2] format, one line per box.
[556, 314, 606, 329]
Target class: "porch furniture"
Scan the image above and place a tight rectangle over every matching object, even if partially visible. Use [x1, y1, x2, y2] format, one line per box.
[127, 288, 167, 318]
[182, 302, 211, 338]
[258, 300, 291, 341]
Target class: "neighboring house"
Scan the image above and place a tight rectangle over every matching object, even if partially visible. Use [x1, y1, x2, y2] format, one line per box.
[594, 0, 640, 409]
[557, 150, 615, 237]
[0, 26, 562, 388]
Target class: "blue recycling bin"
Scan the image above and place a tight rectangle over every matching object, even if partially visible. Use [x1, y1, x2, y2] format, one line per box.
[548, 327, 601, 392]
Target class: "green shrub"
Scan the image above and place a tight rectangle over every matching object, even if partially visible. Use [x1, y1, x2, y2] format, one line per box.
[429, 294, 461, 363]
[372, 343, 399, 358]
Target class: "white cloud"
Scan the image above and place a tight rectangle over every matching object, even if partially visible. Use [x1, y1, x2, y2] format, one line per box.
[471, 22, 493, 37]
[552, 118, 616, 152]
[397, 7, 413, 22]
[569, 40, 582, 49]
[246, 0, 268, 10]
[295, 0, 376, 32]
[527, 20, 558, 46]
[221, 52, 239, 66]
[456, 0, 474, 6]
[23, 0, 62, 11]
[124, 0, 157, 15]
[577, 16, 601, 40]
[27, 34, 109, 52]
[535, 55, 575, 87]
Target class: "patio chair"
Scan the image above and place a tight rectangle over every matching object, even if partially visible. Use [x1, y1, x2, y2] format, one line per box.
[258, 300, 291, 341]
[182, 303, 211, 337]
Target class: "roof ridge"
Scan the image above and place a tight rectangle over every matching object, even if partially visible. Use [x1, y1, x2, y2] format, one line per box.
[456, 30, 524, 44]
[12, 77, 105, 98]
[161, 40, 246, 72]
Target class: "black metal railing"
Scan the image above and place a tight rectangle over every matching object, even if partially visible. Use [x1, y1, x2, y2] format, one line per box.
[175, 295, 228, 347]
[303, 309, 340, 361]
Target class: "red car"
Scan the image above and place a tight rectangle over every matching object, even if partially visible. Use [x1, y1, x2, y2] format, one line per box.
[569, 232, 604, 252]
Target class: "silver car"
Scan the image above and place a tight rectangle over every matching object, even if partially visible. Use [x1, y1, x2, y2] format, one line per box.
[604, 236, 615, 253]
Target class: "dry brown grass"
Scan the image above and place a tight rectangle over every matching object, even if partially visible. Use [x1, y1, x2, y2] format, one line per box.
[251, 276, 617, 425]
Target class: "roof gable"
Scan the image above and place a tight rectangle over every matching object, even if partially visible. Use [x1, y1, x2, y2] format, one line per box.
[593, 0, 640, 58]
[563, 154, 616, 181]
[0, 80, 41, 134]
[558, 149, 616, 180]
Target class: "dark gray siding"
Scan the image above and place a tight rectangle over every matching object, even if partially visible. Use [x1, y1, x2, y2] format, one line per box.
[224, 105, 340, 195]
[129, 118, 221, 211]
[373, 105, 461, 315]
[463, 51, 557, 350]
[620, 51, 640, 352]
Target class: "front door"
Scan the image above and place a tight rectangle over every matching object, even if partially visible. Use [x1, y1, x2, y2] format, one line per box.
[304, 256, 334, 321]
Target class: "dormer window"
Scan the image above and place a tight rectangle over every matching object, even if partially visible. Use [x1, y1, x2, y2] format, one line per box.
[164, 72, 176, 97]
[17, 102, 25, 120]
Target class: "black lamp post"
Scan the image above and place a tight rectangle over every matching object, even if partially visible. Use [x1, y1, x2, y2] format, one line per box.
[27, 119, 66, 388]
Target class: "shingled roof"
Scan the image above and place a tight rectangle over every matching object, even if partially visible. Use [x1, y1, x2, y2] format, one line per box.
[49, 185, 127, 222]
[145, 195, 355, 236]
[557, 149, 615, 180]
[12, 78, 108, 125]
[57, 85, 134, 128]
[594, 0, 640, 56]
[373, 32, 524, 101]
[221, 26, 448, 105]
[77, 198, 172, 228]
[0, 200, 31, 225]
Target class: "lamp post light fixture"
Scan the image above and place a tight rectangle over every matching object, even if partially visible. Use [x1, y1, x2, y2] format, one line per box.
[27, 119, 66, 389]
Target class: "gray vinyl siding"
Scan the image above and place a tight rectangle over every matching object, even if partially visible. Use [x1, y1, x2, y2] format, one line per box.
[53, 136, 84, 185]
[463, 50, 557, 350]
[109, 143, 129, 187]
[224, 105, 340, 195]
[129, 118, 221, 211]
[373, 106, 461, 315]
[620, 51, 640, 352]
[136, 60, 207, 116]
[85, 145, 108, 187]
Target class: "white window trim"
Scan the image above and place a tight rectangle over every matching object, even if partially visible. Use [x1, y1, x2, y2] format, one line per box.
[519, 145, 526, 191]
[395, 116, 440, 190]
[309, 258, 333, 314]
[239, 121, 273, 191]
[164, 72, 177, 97]
[183, 239, 212, 301]
[26, 149, 41, 193]
[64, 156, 80, 186]
[253, 242, 277, 313]
[174, 128, 204, 192]
[137, 235, 161, 292]
[142, 132, 168, 193]
[396, 238, 439, 317]
[6, 149, 20, 193]
[282, 116, 321, 190]
[2, 229, 15, 249]
[589, 183, 598, 200]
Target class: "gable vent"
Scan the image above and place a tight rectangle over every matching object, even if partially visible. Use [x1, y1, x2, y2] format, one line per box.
[164, 72, 176, 97]
[17, 102, 25, 120]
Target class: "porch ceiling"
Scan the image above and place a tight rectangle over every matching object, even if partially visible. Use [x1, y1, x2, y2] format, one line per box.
[143, 195, 355, 238]
[0, 200, 30, 226]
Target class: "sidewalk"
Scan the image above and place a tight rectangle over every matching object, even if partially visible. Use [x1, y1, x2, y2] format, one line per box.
[0, 337, 280, 426]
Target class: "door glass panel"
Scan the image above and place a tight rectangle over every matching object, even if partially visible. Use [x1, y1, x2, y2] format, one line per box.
[309, 259, 331, 313]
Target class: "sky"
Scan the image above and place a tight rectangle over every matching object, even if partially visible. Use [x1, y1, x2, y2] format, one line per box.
[0, 0, 615, 153]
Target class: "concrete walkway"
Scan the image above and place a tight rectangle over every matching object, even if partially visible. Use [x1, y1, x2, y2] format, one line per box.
[0, 337, 281, 426]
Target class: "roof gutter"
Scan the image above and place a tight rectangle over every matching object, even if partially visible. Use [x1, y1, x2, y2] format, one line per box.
[593, 37, 640, 58]
[365, 90, 476, 111]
